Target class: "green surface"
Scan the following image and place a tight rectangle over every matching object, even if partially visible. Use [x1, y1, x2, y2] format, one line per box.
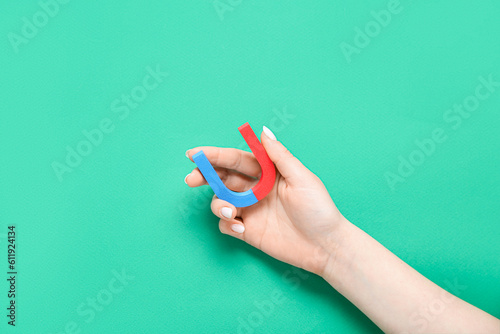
[1, 1, 499, 333]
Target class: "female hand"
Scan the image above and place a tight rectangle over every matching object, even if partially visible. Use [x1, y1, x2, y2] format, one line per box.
[185, 126, 500, 333]
[185, 126, 343, 276]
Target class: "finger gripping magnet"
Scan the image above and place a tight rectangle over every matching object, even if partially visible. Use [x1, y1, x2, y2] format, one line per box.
[192, 122, 276, 207]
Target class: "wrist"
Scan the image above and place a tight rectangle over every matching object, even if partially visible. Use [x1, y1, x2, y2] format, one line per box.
[316, 216, 354, 282]
[298, 215, 352, 278]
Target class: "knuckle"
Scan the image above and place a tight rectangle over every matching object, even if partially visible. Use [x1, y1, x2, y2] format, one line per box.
[276, 152, 291, 167]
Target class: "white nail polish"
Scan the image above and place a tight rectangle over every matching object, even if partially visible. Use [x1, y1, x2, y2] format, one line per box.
[263, 126, 276, 140]
[221, 207, 233, 219]
[231, 224, 245, 233]
[184, 173, 190, 184]
[185, 150, 190, 159]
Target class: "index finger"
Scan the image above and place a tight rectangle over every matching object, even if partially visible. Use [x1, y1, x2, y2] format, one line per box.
[186, 146, 261, 178]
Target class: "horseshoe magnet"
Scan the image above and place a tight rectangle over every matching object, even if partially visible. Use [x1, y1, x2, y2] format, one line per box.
[192, 122, 276, 207]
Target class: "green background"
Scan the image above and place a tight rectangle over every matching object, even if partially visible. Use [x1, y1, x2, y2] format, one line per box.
[1, 0, 499, 333]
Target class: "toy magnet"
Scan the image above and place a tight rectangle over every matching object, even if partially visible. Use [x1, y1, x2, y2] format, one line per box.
[192, 122, 276, 207]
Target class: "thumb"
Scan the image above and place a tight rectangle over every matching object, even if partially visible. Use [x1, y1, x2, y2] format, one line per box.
[261, 126, 311, 185]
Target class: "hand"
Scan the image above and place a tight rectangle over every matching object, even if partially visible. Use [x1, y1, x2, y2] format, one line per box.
[185, 126, 500, 333]
[185, 126, 344, 275]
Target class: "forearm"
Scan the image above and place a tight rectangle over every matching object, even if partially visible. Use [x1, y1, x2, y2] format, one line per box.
[320, 218, 500, 333]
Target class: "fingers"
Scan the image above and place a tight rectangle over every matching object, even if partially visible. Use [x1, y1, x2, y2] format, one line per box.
[210, 196, 246, 239]
[186, 147, 261, 178]
[261, 126, 313, 185]
[185, 167, 257, 192]
[219, 217, 246, 240]
[210, 196, 240, 220]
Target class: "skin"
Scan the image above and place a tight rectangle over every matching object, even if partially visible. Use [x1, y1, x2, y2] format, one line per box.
[185, 128, 500, 334]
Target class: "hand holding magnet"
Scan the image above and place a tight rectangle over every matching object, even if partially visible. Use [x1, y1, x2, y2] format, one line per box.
[192, 123, 276, 207]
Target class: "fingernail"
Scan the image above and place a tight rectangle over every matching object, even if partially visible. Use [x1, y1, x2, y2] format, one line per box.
[221, 207, 233, 219]
[262, 126, 276, 141]
[184, 173, 190, 184]
[185, 150, 190, 159]
[231, 224, 245, 233]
